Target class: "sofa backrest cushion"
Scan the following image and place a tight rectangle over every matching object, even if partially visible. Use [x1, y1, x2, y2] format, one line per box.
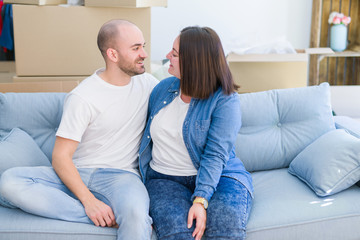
[235, 82, 335, 172]
[0, 93, 66, 161]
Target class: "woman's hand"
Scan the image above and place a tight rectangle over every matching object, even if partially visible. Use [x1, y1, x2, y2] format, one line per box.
[187, 203, 207, 240]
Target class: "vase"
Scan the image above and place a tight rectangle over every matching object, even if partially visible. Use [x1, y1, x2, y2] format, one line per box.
[330, 24, 348, 52]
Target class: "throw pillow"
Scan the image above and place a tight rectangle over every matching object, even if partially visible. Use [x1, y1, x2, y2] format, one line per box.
[0, 92, 66, 161]
[288, 129, 360, 197]
[0, 128, 51, 177]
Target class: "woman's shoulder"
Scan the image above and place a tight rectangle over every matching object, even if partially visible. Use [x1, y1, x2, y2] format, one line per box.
[211, 88, 240, 104]
[152, 76, 179, 93]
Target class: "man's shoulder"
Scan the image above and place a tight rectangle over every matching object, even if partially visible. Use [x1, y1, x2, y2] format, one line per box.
[132, 72, 159, 88]
[65, 74, 100, 107]
[71, 74, 97, 94]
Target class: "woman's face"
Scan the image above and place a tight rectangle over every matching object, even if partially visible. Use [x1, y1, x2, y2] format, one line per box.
[166, 36, 181, 79]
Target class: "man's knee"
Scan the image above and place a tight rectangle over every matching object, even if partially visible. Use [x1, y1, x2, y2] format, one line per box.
[114, 194, 151, 229]
[115, 201, 152, 240]
[0, 168, 22, 199]
[119, 198, 148, 218]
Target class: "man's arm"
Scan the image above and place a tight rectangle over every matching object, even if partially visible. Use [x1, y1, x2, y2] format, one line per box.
[52, 136, 116, 227]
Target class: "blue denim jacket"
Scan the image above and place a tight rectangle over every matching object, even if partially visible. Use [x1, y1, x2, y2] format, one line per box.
[138, 77, 254, 201]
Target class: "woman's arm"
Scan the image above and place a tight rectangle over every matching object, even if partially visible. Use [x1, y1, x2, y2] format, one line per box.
[188, 93, 241, 240]
[193, 93, 242, 201]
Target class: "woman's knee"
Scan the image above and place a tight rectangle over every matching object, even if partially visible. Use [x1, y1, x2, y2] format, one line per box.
[146, 179, 195, 239]
[205, 203, 248, 240]
[205, 179, 252, 239]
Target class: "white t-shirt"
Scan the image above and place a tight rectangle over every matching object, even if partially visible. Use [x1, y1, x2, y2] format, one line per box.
[150, 94, 198, 176]
[56, 68, 158, 175]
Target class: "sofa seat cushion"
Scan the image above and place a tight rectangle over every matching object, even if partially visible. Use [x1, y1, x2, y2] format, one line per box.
[0, 207, 116, 240]
[0, 207, 158, 240]
[0, 93, 66, 161]
[236, 83, 335, 172]
[247, 168, 360, 240]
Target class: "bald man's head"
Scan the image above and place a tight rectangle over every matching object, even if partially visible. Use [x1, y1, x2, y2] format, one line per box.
[97, 19, 137, 58]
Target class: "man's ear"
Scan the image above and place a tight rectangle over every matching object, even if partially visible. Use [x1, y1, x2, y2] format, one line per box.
[106, 48, 118, 62]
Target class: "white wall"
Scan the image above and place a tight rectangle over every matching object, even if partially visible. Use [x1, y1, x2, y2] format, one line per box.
[151, 0, 313, 60]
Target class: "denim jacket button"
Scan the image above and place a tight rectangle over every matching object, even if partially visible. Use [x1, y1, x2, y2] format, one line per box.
[163, 101, 167, 104]
[147, 135, 150, 139]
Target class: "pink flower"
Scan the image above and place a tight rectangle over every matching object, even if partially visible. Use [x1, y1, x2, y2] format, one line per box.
[341, 16, 351, 26]
[333, 16, 341, 24]
[328, 11, 351, 26]
[328, 12, 339, 24]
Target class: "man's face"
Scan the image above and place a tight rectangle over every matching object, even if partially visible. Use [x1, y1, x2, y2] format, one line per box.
[115, 25, 148, 77]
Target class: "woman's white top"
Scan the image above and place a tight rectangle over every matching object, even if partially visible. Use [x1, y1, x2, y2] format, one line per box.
[150, 94, 198, 176]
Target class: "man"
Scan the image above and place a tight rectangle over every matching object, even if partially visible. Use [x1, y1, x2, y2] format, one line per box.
[0, 19, 158, 240]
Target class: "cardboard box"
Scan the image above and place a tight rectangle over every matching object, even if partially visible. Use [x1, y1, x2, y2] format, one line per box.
[85, 0, 167, 8]
[0, 81, 80, 93]
[0, 73, 16, 83]
[13, 75, 88, 82]
[13, 5, 151, 76]
[4, 0, 66, 5]
[0, 61, 16, 83]
[0, 61, 15, 72]
[227, 48, 333, 93]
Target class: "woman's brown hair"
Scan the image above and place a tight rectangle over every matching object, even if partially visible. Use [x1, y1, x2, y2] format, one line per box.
[179, 26, 239, 99]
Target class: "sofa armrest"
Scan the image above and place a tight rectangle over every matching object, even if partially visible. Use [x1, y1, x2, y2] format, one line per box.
[334, 116, 360, 138]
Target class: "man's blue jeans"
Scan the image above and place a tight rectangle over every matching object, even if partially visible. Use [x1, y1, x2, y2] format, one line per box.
[146, 167, 252, 240]
[0, 166, 152, 240]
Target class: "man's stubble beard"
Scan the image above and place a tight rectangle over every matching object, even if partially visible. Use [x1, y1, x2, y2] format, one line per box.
[118, 57, 146, 77]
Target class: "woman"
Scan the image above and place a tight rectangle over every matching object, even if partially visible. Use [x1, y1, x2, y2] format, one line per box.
[138, 26, 253, 240]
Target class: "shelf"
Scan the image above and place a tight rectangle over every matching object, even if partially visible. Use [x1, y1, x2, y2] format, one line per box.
[309, 0, 360, 86]
[320, 51, 360, 57]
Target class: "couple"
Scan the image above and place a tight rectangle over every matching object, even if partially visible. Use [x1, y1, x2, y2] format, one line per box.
[0, 19, 253, 240]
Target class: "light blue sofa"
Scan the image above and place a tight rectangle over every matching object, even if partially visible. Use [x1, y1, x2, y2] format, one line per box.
[1, 82, 360, 240]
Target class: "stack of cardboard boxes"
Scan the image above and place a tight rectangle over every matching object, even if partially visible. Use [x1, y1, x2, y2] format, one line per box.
[0, 0, 167, 92]
[227, 48, 334, 93]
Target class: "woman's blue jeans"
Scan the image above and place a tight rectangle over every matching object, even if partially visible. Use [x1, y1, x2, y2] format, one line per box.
[146, 167, 252, 240]
[0, 166, 152, 240]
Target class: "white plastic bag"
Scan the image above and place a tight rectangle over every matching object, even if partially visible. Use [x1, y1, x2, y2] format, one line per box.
[227, 36, 297, 55]
[67, 0, 84, 5]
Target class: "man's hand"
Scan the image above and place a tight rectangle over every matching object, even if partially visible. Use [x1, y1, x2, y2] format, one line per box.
[187, 203, 207, 240]
[83, 197, 116, 227]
